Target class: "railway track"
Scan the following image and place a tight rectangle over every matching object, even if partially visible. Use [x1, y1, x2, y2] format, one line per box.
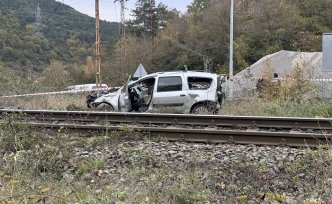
[1, 109, 331, 147]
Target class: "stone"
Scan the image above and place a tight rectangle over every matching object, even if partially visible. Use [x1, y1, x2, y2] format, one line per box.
[81, 151, 89, 155]
[62, 172, 74, 182]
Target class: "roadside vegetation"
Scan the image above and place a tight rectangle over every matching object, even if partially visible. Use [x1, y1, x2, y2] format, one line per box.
[220, 98, 332, 118]
[220, 59, 332, 118]
[0, 119, 331, 203]
[0, 94, 87, 111]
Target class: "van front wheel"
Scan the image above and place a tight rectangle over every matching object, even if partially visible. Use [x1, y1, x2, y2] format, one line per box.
[97, 103, 114, 111]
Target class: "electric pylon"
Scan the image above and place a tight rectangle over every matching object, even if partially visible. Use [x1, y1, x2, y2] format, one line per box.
[35, 3, 43, 37]
[115, 0, 127, 38]
[115, 0, 128, 78]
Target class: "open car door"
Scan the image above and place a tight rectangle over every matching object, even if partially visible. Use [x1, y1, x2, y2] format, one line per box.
[118, 75, 132, 112]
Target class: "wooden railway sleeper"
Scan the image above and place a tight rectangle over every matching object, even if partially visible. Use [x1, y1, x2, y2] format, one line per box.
[208, 119, 216, 128]
[228, 136, 234, 144]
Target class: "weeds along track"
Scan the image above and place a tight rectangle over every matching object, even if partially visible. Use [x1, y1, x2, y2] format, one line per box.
[1, 109, 331, 147]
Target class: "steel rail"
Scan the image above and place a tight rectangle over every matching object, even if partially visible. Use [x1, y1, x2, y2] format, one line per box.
[7, 121, 331, 147]
[1, 109, 332, 147]
[1, 109, 332, 130]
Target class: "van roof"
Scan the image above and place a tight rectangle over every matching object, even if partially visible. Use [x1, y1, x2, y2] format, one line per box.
[139, 71, 218, 80]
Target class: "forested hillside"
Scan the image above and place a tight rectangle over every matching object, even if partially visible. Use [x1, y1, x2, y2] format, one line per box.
[1, 0, 332, 93]
[0, 0, 119, 71]
[107, 0, 332, 83]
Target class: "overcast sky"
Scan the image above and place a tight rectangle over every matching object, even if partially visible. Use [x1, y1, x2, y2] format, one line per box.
[55, 0, 193, 22]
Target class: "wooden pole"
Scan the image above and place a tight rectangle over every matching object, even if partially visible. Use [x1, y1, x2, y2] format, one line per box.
[95, 0, 101, 88]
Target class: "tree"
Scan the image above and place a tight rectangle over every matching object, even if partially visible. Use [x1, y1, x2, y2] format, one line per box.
[187, 0, 212, 23]
[85, 56, 95, 76]
[128, 0, 175, 39]
[104, 36, 154, 85]
[38, 61, 71, 91]
[66, 35, 91, 64]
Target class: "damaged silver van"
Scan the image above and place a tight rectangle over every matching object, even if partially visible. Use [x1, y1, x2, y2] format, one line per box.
[90, 71, 226, 114]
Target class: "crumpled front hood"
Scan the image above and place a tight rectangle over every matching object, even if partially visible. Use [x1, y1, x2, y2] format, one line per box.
[93, 89, 122, 103]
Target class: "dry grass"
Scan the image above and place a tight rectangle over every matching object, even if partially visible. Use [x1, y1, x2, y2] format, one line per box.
[0, 93, 87, 110]
[219, 98, 332, 118]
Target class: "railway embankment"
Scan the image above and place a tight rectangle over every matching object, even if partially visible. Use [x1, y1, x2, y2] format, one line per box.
[0, 124, 331, 203]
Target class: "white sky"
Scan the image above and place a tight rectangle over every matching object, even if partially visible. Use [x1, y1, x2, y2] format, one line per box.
[55, 0, 193, 22]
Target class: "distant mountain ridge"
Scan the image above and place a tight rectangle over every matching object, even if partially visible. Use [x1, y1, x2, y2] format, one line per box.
[0, 0, 119, 71]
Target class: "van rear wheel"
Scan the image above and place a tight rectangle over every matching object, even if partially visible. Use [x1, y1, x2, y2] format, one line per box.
[191, 104, 210, 115]
[97, 103, 114, 111]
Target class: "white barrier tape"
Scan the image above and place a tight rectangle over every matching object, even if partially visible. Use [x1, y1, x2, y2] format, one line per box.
[0, 87, 120, 99]
[233, 76, 262, 79]
[276, 78, 332, 82]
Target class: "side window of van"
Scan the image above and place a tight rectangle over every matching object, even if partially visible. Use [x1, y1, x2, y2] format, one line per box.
[157, 76, 182, 92]
[188, 77, 212, 90]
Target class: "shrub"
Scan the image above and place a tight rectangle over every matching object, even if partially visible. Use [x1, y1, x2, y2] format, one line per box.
[0, 114, 38, 152]
[256, 57, 315, 102]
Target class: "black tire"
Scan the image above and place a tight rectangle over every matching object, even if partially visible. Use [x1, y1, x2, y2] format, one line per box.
[96, 103, 114, 111]
[86, 92, 98, 108]
[191, 104, 211, 115]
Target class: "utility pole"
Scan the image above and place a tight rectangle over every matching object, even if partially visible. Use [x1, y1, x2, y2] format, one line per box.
[95, 0, 101, 88]
[229, 0, 234, 99]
